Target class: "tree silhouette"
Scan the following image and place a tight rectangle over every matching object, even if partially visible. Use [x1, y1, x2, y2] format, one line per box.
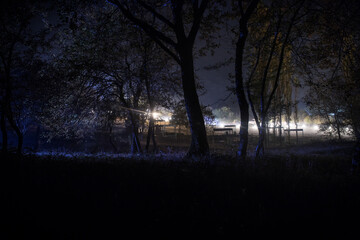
[107, 0, 214, 159]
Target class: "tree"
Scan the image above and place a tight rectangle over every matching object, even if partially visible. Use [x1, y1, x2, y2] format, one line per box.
[245, 0, 304, 158]
[233, 0, 259, 160]
[306, 79, 350, 140]
[43, 2, 180, 154]
[0, 0, 50, 154]
[107, 0, 220, 159]
[298, 0, 360, 169]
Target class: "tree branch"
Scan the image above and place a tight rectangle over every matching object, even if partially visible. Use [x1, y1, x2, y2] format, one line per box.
[137, 0, 175, 29]
[265, 1, 304, 116]
[247, 47, 261, 129]
[108, 0, 180, 63]
[188, 0, 209, 44]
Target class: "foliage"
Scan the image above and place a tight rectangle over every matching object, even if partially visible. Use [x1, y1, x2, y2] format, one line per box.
[212, 106, 236, 124]
[40, 2, 180, 147]
[170, 101, 216, 128]
[302, 0, 360, 141]
[0, 0, 54, 152]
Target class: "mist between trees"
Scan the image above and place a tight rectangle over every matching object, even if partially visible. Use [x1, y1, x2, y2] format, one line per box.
[1, 0, 359, 167]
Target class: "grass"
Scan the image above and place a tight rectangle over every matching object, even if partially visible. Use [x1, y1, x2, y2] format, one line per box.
[3, 151, 360, 238]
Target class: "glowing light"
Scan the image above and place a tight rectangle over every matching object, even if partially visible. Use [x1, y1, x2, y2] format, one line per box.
[218, 122, 225, 128]
[162, 116, 171, 122]
[313, 125, 319, 131]
[152, 112, 160, 118]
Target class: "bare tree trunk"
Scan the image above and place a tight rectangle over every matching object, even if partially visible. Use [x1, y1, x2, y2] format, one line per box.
[145, 116, 157, 153]
[254, 1, 303, 157]
[141, 38, 158, 154]
[352, 134, 360, 174]
[266, 121, 270, 147]
[294, 87, 299, 144]
[235, 0, 259, 161]
[129, 111, 142, 154]
[287, 120, 291, 144]
[273, 113, 276, 141]
[1, 109, 7, 153]
[7, 106, 23, 154]
[145, 118, 152, 152]
[334, 114, 342, 140]
[34, 125, 40, 151]
[108, 125, 118, 153]
[180, 45, 209, 158]
[235, 19, 250, 160]
[255, 124, 265, 159]
[151, 123, 157, 153]
[351, 100, 360, 173]
[279, 108, 282, 145]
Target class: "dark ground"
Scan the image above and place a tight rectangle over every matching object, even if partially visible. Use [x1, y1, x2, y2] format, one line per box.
[3, 141, 360, 238]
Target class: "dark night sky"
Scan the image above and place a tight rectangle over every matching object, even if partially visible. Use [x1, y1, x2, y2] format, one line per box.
[196, 38, 307, 114]
[196, 37, 237, 110]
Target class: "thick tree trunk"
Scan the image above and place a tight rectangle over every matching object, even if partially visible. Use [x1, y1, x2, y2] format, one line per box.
[235, 0, 259, 161]
[179, 45, 209, 158]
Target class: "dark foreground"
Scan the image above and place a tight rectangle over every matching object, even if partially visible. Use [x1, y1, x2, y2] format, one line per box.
[3, 152, 360, 238]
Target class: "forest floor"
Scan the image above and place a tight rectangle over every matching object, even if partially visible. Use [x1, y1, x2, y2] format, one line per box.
[3, 138, 360, 239]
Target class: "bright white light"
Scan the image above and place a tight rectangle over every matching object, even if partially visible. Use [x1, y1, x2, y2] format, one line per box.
[152, 112, 160, 118]
[217, 122, 225, 128]
[236, 124, 240, 129]
[313, 125, 319, 131]
[162, 116, 171, 122]
[251, 124, 258, 130]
